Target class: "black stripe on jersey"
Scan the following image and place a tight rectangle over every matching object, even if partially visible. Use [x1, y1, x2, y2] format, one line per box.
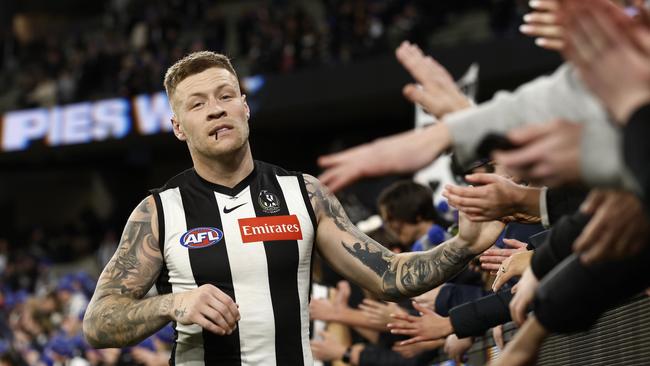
[152, 192, 172, 295]
[180, 183, 241, 366]
[297, 174, 318, 231]
[250, 174, 305, 366]
[296, 174, 318, 305]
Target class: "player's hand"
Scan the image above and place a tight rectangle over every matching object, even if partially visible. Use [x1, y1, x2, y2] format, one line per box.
[359, 298, 406, 329]
[310, 331, 347, 362]
[395, 41, 471, 118]
[388, 301, 453, 345]
[170, 284, 240, 335]
[494, 119, 583, 187]
[480, 239, 528, 273]
[457, 211, 506, 254]
[509, 267, 539, 326]
[443, 174, 536, 222]
[573, 190, 650, 264]
[520, 0, 564, 51]
[493, 251, 534, 291]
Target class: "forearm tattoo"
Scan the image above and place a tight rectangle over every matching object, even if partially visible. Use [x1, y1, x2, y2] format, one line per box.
[305, 175, 475, 300]
[83, 198, 170, 347]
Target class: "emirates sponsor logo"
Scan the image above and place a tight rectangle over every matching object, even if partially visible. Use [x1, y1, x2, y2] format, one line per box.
[238, 215, 303, 243]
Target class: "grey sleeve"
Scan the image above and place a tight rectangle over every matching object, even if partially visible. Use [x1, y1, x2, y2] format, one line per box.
[444, 63, 639, 192]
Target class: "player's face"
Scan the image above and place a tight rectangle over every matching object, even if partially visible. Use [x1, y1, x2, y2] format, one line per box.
[171, 67, 250, 159]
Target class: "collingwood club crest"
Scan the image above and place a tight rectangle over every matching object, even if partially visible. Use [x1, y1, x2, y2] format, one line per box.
[258, 190, 281, 213]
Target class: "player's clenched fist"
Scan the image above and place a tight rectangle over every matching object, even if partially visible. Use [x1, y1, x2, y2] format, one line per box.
[169, 284, 240, 335]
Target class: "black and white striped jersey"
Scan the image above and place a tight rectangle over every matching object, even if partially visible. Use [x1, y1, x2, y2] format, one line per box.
[151, 160, 317, 366]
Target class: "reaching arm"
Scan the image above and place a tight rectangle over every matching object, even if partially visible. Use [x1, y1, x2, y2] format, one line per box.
[305, 175, 504, 301]
[83, 196, 170, 347]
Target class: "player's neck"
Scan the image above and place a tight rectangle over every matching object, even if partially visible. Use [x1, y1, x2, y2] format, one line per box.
[193, 144, 254, 188]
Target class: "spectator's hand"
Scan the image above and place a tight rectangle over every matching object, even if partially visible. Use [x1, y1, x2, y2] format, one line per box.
[573, 190, 650, 264]
[395, 41, 471, 118]
[509, 267, 539, 326]
[457, 211, 506, 254]
[443, 174, 537, 222]
[563, 0, 650, 124]
[488, 316, 548, 366]
[480, 239, 528, 273]
[444, 334, 473, 363]
[492, 251, 534, 291]
[412, 287, 440, 311]
[493, 324, 505, 350]
[310, 330, 347, 362]
[309, 280, 351, 322]
[388, 301, 453, 345]
[359, 298, 406, 329]
[317, 124, 452, 192]
[392, 339, 444, 358]
[171, 284, 240, 335]
[494, 119, 583, 187]
[520, 0, 564, 51]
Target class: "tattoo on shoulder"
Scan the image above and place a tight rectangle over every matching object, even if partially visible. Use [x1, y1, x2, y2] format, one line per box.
[303, 175, 365, 235]
[98, 198, 162, 298]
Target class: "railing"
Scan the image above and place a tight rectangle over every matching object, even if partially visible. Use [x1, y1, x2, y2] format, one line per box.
[430, 295, 650, 365]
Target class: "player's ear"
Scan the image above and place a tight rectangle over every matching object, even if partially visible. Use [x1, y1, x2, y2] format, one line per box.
[171, 115, 186, 141]
[242, 94, 250, 120]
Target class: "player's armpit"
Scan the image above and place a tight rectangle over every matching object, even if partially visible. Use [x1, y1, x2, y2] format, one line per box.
[83, 195, 170, 348]
[305, 175, 490, 301]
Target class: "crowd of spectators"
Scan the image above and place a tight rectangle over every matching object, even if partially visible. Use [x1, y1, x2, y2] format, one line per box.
[0, 0, 527, 112]
[311, 0, 650, 364]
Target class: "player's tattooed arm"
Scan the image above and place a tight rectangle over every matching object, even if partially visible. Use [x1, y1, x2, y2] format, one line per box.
[83, 196, 173, 348]
[305, 174, 500, 301]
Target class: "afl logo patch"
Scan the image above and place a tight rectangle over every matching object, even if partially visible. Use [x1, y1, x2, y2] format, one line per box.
[258, 190, 281, 213]
[180, 227, 224, 249]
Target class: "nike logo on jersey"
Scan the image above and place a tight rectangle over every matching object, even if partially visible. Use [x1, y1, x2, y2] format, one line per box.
[223, 203, 247, 214]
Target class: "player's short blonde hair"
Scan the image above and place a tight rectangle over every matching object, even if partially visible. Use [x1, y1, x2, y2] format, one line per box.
[164, 51, 238, 100]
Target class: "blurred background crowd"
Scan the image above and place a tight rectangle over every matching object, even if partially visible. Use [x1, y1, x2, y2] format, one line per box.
[0, 0, 528, 111]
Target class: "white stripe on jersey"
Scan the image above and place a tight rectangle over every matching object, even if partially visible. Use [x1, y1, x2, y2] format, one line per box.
[277, 175, 315, 366]
[159, 188, 205, 365]
[214, 188, 277, 366]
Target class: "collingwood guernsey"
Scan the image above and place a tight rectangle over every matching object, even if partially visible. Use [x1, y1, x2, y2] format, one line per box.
[151, 160, 317, 366]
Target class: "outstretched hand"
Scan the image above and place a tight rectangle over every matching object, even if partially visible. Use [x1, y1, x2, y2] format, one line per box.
[494, 119, 583, 187]
[520, 0, 564, 51]
[480, 238, 528, 273]
[573, 190, 650, 264]
[492, 250, 534, 291]
[359, 298, 407, 329]
[387, 301, 453, 346]
[443, 173, 539, 222]
[396, 41, 471, 118]
[562, 0, 650, 124]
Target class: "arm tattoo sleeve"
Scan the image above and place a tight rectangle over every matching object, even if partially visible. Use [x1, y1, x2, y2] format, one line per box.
[83, 198, 171, 348]
[305, 175, 475, 300]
